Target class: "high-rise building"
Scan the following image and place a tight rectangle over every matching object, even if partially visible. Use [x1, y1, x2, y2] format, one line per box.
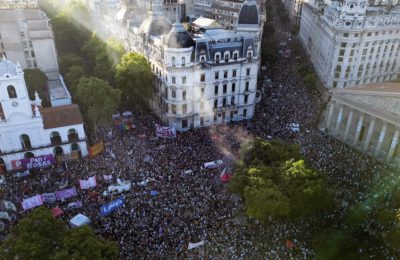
[0, 0, 72, 106]
[299, 0, 400, 89]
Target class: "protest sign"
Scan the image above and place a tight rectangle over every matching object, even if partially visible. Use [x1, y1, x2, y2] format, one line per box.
[100, 196, 125, 217]
[55, 187, 78, 200]
[41, 193, 56, 204]
[22, 195, 43, 211]
[12, 155, 55, 171]
[155, 124, 176, 138]
[79, 176, 97, 190]
[89, 141, 104, 157]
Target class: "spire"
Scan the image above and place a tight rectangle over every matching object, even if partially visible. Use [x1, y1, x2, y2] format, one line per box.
[34, 91, 42, 106]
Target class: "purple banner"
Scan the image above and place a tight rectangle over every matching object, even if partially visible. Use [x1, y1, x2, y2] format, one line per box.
[14, 154, 56, 170]
[55, 187, 78, 201]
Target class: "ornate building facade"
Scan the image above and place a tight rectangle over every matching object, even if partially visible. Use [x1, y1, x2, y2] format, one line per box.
[299, 0, 400, 89]
[114, 0, 262, 131]
[0, 58, 88, 171]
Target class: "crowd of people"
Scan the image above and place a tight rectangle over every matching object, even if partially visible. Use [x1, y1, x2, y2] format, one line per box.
[0, 3, 390, 259]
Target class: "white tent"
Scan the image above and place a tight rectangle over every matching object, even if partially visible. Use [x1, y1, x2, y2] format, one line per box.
[69, 213, 90, 228]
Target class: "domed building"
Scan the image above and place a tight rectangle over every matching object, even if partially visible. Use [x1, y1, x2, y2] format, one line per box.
[138, 0, 172, 42]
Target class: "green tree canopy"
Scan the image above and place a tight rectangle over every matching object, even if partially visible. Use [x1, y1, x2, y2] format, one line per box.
[229, 138, 334, 221]
[65, 65, 86, 94]
[53, 226, 118, 260]
[24, 69, 51, 107]
[74, 77, 121, 131]
[0, 207, 65, 259]
[115, 52, 154, 110]
[59, 53, 85, 74]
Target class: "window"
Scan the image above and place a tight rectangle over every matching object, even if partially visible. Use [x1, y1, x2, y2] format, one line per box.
[50, 131, 62, 145]
[223, 98, 226, 106]
[182, 119, 188, 128]
[247, 51, 252, 60]
[200, 56, 205, 63]
[183, 104, 187, 114]
[233, 53, 238, 60]
[31, 51, 35, 58]
[224, 54, 229, 62]
[172, 77, 176, 84]
[172, 104, 177, 114]
[172, 90, 176, 98]
[243, 109, 247, 117]
[23, 41, 28, 48]
[215, 54, 220, 63]
[223, 71, 228, 78]
[20, 32, 25, 38]
[232, 83, 236, 92]
[29, 41, 32, 47]
[231, 96, 235, 104]
[182, 57, 185, 67]
[200, 117, 204, 125]
[182, 76, 186, 84]
[245, 81, 249, 91]
[214, 85, 219, 95]
[201, 88, 205, 98]
[232, 70, 237, 77]
[223, 84, 227, 93]
[244, 95, 248, 103]
[215, 72, 219, 80]
[343, 33, 349, 37]
[339, 49, 345, 56]
[214, 99, 218, 108]
[24, 51, 29, 59]
[200, 74, 205, 82]
[20, 134, 31, 149]
[68, 129, 79, 142]
[7, 85, 17, 98]
[214, 113, 217, 121]
[182, 91, 186, 100]
[172, 56, 176, 67]
[33, 60, 37, 68]
[246, 68, 250, 76]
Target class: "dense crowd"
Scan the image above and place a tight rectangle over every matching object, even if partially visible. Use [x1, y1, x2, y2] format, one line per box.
[0, 3, 389, 259]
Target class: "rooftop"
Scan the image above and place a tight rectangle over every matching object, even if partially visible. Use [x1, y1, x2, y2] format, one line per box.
[42, 104, 83, 129]
[333, 82, 400, 96]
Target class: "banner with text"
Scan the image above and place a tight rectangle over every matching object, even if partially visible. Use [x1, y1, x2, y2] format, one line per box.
[55, 187, 78, 201]
[89, 141, 104, 157]
[155, 124, 176, 138]
[100, 196, 125, 217]
[22, 195, 43, 211]
[79, 176, 97, 190]
[12, 154, 55, 171]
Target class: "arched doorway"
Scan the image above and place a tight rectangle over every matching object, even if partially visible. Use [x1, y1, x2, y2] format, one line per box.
[24, 152, 34, 158]
[71, 143, 81, 158]
[50, 131, 62, 145]
[20, 134, 32, 150]
[0, 158, 6, 173]
[54, 146, 64, 157]
[67, 129, 78, 142]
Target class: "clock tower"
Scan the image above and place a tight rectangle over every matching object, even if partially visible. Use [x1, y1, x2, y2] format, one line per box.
[0, 57, 37, 121]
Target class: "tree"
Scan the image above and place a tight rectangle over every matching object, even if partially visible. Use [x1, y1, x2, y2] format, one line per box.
[65, 65, 86, 94]
[59, 53, 85, 74]
[53, 226, 118, 260]
[24, 69, 51, 107]
[229, 138, 334, 221]
[115, 52, 154, 111]
[0, 207, 65, 260]
[74, 77, 121, 131]
[303, 73, 317, 89]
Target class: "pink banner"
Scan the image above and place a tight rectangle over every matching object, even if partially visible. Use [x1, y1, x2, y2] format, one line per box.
[55, 187, 78, 200]
[155, 124, 176, 138]
[79, 176, 97, 190]
[22, 195, 43, 211]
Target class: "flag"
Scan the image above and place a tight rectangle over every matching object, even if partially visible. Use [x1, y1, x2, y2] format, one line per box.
[79, 176, 97, 190]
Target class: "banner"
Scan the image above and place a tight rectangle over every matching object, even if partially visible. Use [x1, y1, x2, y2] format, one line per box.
[22, 195, 43, 211]
[67, 201, 83, 209]
[155, 124, 176, 138]
[12, 155, 55, 171]
[117, 123, 135, 131]
[3, 201, 16, 211]
[103, 174, 113, 181]
[41, 193, 56, 204]
[100, 196, 125, 217]
[188, 240, 205, 250]
[79, 176, 97, 190]
[55, 187, 78, 200]
[89, 141, 104, 157]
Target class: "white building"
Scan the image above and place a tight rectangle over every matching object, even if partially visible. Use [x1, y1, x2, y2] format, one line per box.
[299, 0, 400, 89]
[0, 58, 88, 172]
[281, 0, 303, 24]
[0, 0, 72, 106]
[115, 0, 261, 131]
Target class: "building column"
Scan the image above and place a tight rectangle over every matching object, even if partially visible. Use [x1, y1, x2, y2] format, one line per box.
[352, 113, 364, 146]
[343, 109, 354, 141]
[363, 117, 376, 152]
[325, 102, 335, 129]
[386, 129, 400, 162]
[374, 123, 388, 157]
[334, 105, 344, 136]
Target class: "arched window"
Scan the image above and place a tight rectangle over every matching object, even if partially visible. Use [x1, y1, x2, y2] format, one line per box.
[50, 131, 62, 145]
[7, 85, 17, 99]
[71, 143, 81, 158]
[20, 134, 32, 150]
[182, 57, 186, 67]
[24, 152, 34, 158]
[67, 129, 78, 142]
[172, 56, 176, 67]
[54, 146, 64, 156]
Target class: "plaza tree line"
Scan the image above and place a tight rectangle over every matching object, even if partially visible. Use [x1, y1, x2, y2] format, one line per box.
[36, 0, 154, 134]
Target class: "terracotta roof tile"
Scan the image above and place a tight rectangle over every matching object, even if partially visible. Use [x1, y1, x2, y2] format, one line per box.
[42, 104, 83, 129]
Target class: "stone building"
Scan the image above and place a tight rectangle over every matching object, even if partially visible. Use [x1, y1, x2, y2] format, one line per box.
[0, 58, 88, 172]
[0, 0, 72, 106]
[321, 82, 400, 165]
[114, 0, 261, 131]
[299, 0, 400, 89]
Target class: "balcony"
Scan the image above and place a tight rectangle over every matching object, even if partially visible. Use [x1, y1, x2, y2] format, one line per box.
[213, 104, 237, 113]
